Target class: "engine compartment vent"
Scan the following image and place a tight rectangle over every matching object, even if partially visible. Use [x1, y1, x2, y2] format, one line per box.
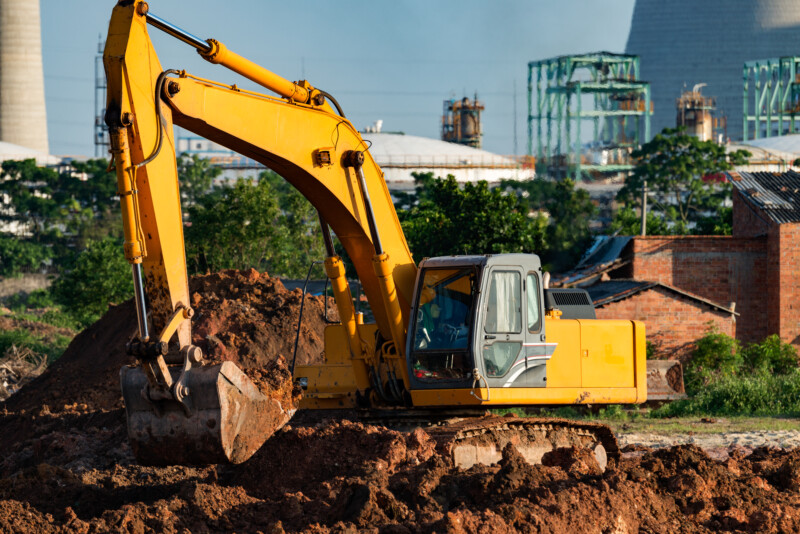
[544, 288, 597, 320]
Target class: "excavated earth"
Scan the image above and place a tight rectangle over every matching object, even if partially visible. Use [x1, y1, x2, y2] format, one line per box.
[3, 269, 800, 533]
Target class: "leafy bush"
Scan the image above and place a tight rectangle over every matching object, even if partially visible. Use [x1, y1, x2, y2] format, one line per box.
[684, 327, 741, 395]
[655, 330, 800, 417]
[0, 236, 52, 276]
[654, 372, 800, 417]
[741, 334, 798, 375]
[5, 289, 56, 310]
[50, 237, 133, 327]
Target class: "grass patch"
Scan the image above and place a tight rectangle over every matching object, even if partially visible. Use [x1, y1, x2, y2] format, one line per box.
[605, 416, 800, 436]
[0, 328, 72, 364]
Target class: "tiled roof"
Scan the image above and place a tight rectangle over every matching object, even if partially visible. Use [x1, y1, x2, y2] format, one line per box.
[728, 170, 800, 224]
[586, 279, 737, 315]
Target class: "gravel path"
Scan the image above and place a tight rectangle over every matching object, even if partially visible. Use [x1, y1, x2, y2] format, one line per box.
[619, 430, 800, 460]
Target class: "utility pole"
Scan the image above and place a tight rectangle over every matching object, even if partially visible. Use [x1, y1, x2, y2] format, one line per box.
[640, 180, 648, 236]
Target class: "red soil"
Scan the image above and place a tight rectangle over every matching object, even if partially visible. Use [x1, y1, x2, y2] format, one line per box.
[2, 269, 800, 533]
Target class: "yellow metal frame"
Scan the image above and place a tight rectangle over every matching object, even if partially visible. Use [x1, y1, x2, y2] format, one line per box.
[104, 1, 416, 357]
[105, 1, 648, 413]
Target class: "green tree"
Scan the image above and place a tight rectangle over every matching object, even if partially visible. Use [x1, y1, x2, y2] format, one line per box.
[0, 235, 52, 276]
[65, 159, 123, 249]
[257, 171, 326, 277]
[50, 237, 134, 326]
[617, 127, 750, 234]
[186, 176, 324, 277]
[500, 177, 595, 272]
[396, 173, 547, 264]
[186, 178, 281, 272]
[694, 206, 732, 236]
[177, 153, 222, 206]
[0, 159, 64, 243]
[607, 205, 671, 236]
[0, 158, 122, 271]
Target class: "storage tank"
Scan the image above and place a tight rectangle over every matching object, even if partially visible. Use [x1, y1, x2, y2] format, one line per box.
[0, 0, 48, 154]
[626, 0, 800, 142]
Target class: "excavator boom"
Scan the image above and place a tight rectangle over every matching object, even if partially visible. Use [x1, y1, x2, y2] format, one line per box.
[105, 0, 417, 464]
[104, 1, 677, 469]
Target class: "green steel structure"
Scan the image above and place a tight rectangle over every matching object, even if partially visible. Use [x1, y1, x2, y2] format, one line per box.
[743, 57, 800, 140]
[528, 52, 651, 181]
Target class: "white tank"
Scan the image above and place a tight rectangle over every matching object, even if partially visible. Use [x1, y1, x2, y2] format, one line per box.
[626, 0, 800, 141]
[0, 0, 48, 154]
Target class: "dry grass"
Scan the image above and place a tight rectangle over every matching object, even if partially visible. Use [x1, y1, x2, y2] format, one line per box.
[0, 345, 46, 401]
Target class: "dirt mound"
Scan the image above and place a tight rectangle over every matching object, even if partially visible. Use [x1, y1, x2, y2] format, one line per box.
[7, 269, 800, 531]
[5, 410, 800, 532]
[1, 269, 331, 415]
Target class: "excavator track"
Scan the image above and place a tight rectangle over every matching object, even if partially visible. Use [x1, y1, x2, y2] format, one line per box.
[425, 415, 619, 471]
[352, 410, 619, 471]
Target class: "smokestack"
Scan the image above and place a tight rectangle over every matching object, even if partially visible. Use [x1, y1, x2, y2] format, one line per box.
[0, 0, 49, 154]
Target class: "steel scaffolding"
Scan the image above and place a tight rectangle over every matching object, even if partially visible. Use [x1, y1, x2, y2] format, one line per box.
[94, 38, 109, 158]
[527, 52, 651, 181]
[743, 56, 800, 140]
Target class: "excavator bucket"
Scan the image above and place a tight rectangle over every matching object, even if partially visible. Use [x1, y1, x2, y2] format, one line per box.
[120, 361, 296, 465]
[645, 359, 687, 401]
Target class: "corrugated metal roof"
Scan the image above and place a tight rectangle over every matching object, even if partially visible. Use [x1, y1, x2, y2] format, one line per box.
[728, 170, 800, 223]
[550, 236, 632, 288]
[574, 236, 632, 270]
[586, 279, 737, 314]
[586, 280, 656, 306]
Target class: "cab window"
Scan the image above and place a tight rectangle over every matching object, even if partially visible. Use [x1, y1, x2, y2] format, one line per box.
[527, 273, 541, 333]
[484, 271, 521, 334]
[411, 267, 476, 382]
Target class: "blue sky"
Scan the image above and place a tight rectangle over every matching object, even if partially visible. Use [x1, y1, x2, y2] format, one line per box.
[42, 0, 635, 158]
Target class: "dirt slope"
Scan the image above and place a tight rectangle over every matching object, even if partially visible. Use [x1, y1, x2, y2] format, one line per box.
[1, 269, 331, 415]
[3, 269, 800, 533]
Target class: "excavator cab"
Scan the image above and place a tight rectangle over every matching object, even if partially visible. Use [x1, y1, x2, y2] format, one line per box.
[407, 254, 552, 394]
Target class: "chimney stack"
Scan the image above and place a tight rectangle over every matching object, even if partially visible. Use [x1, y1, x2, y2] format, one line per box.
[0, 0, 49, 154]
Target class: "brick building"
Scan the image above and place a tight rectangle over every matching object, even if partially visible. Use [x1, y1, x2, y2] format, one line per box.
[586, 280, 736, 361]
[557, 170, 800, 353]
[729, 171, 800, 346]
[616, 236, 765, 344]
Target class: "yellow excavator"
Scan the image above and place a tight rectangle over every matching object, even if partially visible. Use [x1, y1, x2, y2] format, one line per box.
[104, 1, 682, 468]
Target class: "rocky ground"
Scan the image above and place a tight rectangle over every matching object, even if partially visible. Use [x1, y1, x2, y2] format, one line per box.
[3, 269, 800, 533]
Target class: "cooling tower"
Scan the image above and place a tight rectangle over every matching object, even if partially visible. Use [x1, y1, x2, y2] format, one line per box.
[0, 0, 48, 154]
[626, 0, 800, 141]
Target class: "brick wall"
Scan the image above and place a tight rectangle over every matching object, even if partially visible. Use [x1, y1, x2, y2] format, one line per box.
[627, 236, 767, 343]
[732, 190, 771, 237]
[768, 223, 800, 345]
[595, 286, 735, 361]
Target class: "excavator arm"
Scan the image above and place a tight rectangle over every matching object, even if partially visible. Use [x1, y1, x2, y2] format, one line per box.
[104, 1, 417, 463]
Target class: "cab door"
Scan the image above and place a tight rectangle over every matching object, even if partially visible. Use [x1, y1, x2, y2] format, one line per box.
[480, 267, 527, 388]
[521, 271, 549, 388]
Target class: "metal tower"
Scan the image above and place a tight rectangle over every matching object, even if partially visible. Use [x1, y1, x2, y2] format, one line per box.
[743, 57, 800, 141]
[528, 52, 651, 181]
[95, 37, 109, 158]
